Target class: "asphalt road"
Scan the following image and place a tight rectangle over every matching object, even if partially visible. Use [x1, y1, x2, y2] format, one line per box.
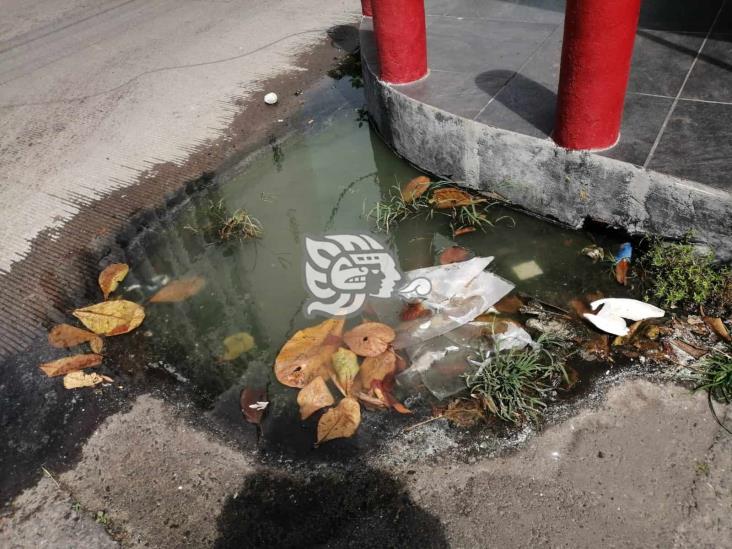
[0, 0, 358, 272]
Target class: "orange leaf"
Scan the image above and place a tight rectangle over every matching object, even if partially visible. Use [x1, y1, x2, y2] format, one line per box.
[401, 175, 431, 203]
[360, 349, 396, 389]
[72, 300, 145, 336]
[274, 317, 345, 388]
[399, 302, 431, 321]
[373, 380, 411, 414]
[149, 276, 206, 303]
[703, 316, 731, 342]
[453, 226, 476, 237]
[48, 324, 99, 348]
[430, 188, 486, 209]
[40, 354, 102, 377]
[615, 259, 629, 285]
[438, 246, 471, 265]
[297, 377, 335, 420]
[493, 294, 524, 314]
[316, 397, 361, 444]
[343, 322, 395, 357]
[98, 263, 129, 299]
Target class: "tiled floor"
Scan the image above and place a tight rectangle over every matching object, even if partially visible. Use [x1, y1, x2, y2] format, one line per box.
[395, 0, 732, 189]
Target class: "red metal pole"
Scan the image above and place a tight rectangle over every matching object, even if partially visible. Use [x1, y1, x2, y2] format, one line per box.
[372, 0, 428, 84]
[361, 0, 372, 17]
[554, 0, 642, 150]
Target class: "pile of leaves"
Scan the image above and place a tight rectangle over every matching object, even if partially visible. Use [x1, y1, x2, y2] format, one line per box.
[273, 318, 410, 445]
[369, 175, 508, 237]
[39, 263, 207, 389]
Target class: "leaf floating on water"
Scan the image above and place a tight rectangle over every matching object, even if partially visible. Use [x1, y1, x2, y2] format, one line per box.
[89, 336, 104, 354]
[297, 377, 334, 420]
[40, 354, 102, 377]
[274, 317, 345, 388]
[149, 276, 206, 303]
[63, 371, 112, 389]
[98, 263, 129, 299]
[401, 175, 431, 203]
[343, 322, 395, 357]
[399, 302, 431, 321]
[221, 332, 255, 361]
[48, 324, 99, 348]
[316, 397, 361, 445]
[703, 316, 731, 343]
[430, 188, 486, 209]
[372, 379, 411, 414]
[493, 294, 525, 314]
[360, 349, 396, 389]
[438, 246, 471, 265]
[452, 226, 476, 237]
[240, 387, 267, 425]
[331, 347, 359, 395]
[73, 300, 145, 336]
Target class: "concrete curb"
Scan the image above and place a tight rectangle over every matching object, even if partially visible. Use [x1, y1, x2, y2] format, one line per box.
[360, 21, 732, 259]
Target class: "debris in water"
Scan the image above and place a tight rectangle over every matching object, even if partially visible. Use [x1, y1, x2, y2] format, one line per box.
[343, 322, 395, 357]
[429, 188, 486, 209]
[614, 242, 632, 285]
[438, 246, 471, 265]
[98, 263, 129, 299]
[63, 371, 112, 389]
[401, 175, 431, 203]
[316, 397, 361, 445]
[399, 302, 432, 321]
[40, 354, 103, 377]
[581, 244, 604, 262]
[240, 387, 268, 425]
[48, 324, 103, 351]
[264, 92, 278, 105]
[73, 300, 145, 336]
[331, 347, 360, 395]
[590, 298, 664, 321]
[220, 332, 256, 361]
[149, 276, 206, 303]
[453, 226, 476, 237]
[511, 260, 543, 280]
[297, 377, 334, 420]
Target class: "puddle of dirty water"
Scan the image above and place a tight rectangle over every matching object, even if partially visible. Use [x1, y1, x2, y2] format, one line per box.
[113, 73, 632, 457]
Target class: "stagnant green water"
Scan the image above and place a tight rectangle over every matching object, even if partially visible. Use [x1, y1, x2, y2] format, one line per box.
[117, 77, 628, 452]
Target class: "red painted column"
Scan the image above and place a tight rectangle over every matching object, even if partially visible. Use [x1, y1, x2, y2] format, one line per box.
[372, 0, 428, 84]
[361, 0, 372, 17]
[554, 0, 642, 150]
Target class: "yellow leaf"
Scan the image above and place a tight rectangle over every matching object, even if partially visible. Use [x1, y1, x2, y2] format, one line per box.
[316, 397, 361, 445]
[40, 354, 102, 377]
[221, 332, 255, 361]
[98, 263, 129, 299]
[331, 347, 359, 395]
[274, 317, 344, 388]
[72, 300, 145, 336]
[343, 322, 395, 357]
[63, 371, 112, 389]
[48, 324, 98, 348]
[703, 316, 731, 343]
[149, 276, 206, 303]
[297, 377, 335, 420]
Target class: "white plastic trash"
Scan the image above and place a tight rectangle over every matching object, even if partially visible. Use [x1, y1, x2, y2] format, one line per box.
[264, 92, 278, 105]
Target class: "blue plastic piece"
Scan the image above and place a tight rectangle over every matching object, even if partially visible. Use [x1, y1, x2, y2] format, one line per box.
[615, 242, 632, 264]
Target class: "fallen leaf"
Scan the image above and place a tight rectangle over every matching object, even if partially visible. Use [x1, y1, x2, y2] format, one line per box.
[274, 317, 345, 388]
[63, 371, 112, 389]
[703, 316, 731, 342]
[149, 276, 206, 303]
[40, 354, 102, 377]
[442, 399, 485, 427]
[73, 300, 145, 336]
[615, 259, 629, 285]
[671, 339, 708, 359]
[48, 324, 99, 348]
[430, 188, 486, 209]
[360, 349, 396, 388]
[240, 387, 267, 424]
[343, 322, 395, 357]
[453, 226, 476, 237]
[297, 377, 334, 419]
[316, 397, 361, 444]
[221, 332, 255, 361]
[331, 347, 359, 395]
[98, 263, 129, 299]
[438, 246, 471, 265]
[89, 336, 104, 354]
[401, 175, 431, 203]
[399, 302, 431, 321]
[493, 294, 525, 314]
[357, 391, 388, 410]
[372, 380, 411, 414]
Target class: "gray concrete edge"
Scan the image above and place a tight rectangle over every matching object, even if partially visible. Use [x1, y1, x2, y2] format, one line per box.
[359, 24, 732, 260]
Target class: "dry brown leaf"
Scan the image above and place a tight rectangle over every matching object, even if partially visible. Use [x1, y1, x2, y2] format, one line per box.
[343, 322, 395, 357]
[63, 371, 112, 389]
[360, 349, 396, 389]
[39, 354, 102, 377]
[615, 259, 629, 285]
[48, 324, 99, 348]
[316, 397, 361, 445]
[89, 336, 104, 354]
[453, 226, 476, 237]
[430, 188, 486, 209]
[149, 276, 206, 303]
[671, 339, 708, 359]
[399, 302, 431, 321]
[438, 246, 472, 265]
[98, 263, 129, 299]
[372, 380, 411, 414]
[493, 294, 525, 314]
[72, 300, 145, 336]
[297, 377, 334, 420]
[442, 399, 485, 427]
[703, 316, 731, 342]
[357, 391, 388, 410]
[401, 175, 431, 203]
[240, 387, 267, 425]
[274, 317, 345, 388]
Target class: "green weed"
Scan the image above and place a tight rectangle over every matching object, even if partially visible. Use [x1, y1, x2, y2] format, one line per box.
[186, 200, 263, 242]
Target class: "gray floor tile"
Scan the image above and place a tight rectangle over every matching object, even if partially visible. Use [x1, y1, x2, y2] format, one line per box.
[398, 69, 504, 119]
[647, 100, 732, 189]
[599, 94, 673, 166]
[681, 34, 732, 103]
[426, 16, 556, 74]
[628, 31, 705, 96]
[441, 0, 565, 24]
[639, 0, 723, 32]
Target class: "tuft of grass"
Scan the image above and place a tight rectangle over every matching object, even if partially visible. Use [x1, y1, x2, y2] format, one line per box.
[641, 236, 731, 310]
[684, 347, 732, 434]
[186, 200, 263, 242]
[368, 185, 431, 233]
[463, 335, 568, 425]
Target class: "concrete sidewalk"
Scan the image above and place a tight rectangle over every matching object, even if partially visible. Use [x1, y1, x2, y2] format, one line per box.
[0, 0, 359, 273]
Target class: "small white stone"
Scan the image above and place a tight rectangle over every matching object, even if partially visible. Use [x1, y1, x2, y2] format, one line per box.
[264, 92, 278, 105]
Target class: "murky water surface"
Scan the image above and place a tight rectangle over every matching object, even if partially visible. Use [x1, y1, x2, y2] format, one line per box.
[118, 78, 629, 453]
